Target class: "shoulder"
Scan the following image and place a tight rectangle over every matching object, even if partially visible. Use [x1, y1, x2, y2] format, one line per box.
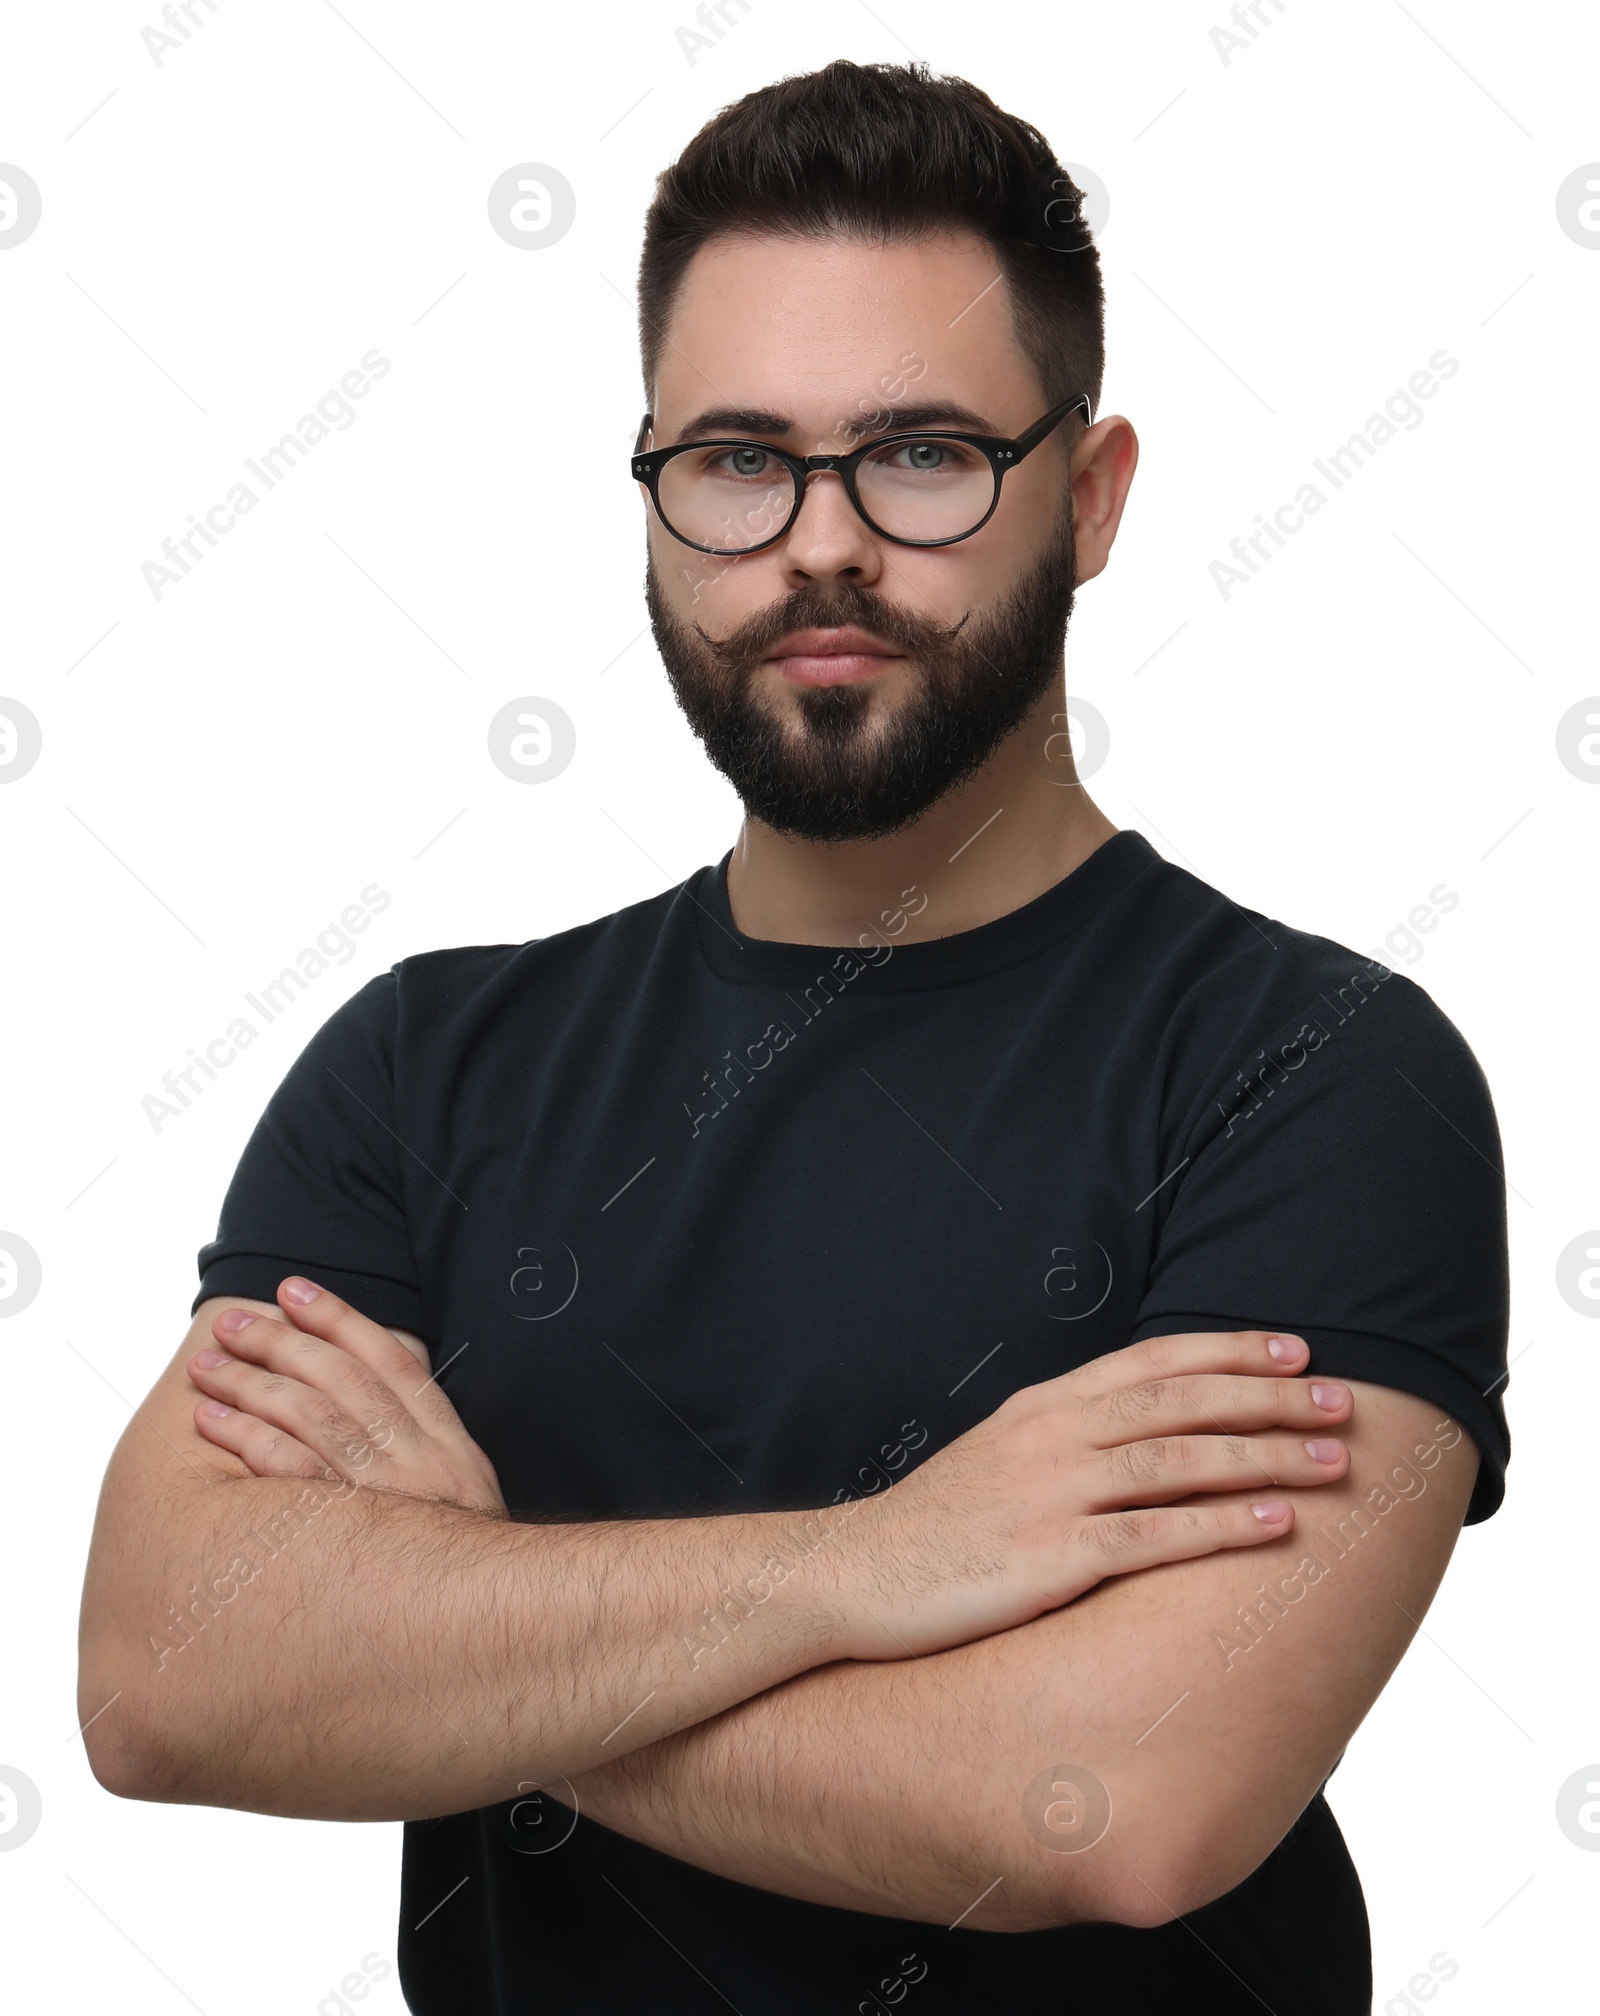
[1113, 845, 1488, 1121]
[360, 875, 702, 1036]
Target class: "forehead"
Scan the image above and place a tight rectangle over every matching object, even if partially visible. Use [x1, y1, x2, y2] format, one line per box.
[654, 228, 1039, 422]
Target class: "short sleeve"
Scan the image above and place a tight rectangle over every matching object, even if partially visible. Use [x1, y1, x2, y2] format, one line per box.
[1130, 968, 1510, 1523]
[192, 970, 427, 1338]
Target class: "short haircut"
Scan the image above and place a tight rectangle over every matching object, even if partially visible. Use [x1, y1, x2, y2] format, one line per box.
[637, 59, 1105, 426]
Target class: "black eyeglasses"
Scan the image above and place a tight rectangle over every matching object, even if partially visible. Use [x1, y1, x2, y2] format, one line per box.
[630, 394, 1090, 557]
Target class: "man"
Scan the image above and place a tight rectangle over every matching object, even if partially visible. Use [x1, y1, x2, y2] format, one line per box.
[79, 58, 1509, 2016]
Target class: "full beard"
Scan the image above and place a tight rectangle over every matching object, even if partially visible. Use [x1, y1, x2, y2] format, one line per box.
[644, 510, 1078, 844]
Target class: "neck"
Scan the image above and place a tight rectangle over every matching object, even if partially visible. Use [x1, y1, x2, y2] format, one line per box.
[723, 683, 1119, 947]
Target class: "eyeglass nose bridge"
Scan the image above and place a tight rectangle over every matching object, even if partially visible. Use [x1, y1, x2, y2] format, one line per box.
[777, 462, 871, 546]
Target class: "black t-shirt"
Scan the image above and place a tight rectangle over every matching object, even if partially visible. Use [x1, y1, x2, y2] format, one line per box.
[193, 830, 1510, 2016]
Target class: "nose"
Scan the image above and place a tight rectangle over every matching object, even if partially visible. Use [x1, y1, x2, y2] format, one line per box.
[775, 469, 886, 590]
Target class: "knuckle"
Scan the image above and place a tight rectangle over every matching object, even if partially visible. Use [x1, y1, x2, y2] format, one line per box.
[1211, 1375, 1252, 1419]
[1116, 1380, 1162, 1425]
[313, 1402, 365, 1449]
[1087, 1383, 1153, 1440]
[1089, 1510, 1152, 1557]
[257, 1430, 299, 1468]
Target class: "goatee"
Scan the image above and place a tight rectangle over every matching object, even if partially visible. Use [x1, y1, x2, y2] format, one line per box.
[645, 511, 1077, 843]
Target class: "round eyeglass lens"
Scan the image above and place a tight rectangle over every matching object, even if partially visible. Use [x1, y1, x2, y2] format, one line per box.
[657, 446, 798, 552]
[855, 437, 997, 541]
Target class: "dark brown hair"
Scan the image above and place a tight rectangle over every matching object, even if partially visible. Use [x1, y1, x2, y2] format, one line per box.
[637, 59, 1104, 423]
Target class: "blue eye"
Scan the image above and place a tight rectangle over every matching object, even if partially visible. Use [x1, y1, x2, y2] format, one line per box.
[711, 447, 771, 478]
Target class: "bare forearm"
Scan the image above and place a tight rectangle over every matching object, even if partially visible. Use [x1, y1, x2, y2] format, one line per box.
[564, 1633, 1100, 1931]
[563, 1407, 1476, 1931]
[80, 1464, 851, 1821]
[559, 1588, 1242, 1933]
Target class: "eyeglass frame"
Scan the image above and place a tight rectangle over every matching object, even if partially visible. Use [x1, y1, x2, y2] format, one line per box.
[629, 392, 1092, 557]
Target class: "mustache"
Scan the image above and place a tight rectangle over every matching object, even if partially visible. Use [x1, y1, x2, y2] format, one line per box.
[692, 586, 970, 670]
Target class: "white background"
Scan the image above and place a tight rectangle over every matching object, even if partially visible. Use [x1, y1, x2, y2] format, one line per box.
[2, 1, 1596, 2009]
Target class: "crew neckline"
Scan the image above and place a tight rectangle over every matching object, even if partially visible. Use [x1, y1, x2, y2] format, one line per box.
[688, 828, 1159, 991]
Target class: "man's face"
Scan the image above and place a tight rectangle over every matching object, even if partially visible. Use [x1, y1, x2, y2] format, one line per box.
[641, 230, 1083, 843]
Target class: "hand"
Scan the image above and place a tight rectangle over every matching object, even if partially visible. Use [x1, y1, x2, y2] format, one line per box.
[829, 1329, 1353, 1661]
[187, 1277, 507, 1517]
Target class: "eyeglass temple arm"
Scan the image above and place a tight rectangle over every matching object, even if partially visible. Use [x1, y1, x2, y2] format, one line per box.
[633, 412, 653, 456]
[1009, 394, 1092, 464]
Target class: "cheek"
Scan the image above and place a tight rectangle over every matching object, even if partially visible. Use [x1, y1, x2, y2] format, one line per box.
[980, 458, 1070, 555]
[895, 553, 988, 630]
[926, 495, 1052, 607]
[652, 540, 776, 629]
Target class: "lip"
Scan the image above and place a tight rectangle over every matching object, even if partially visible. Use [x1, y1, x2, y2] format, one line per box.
[766, 626, 904, 686]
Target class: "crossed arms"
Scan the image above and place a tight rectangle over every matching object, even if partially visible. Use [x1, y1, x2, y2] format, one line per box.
[77, 1281, 1477, 1932]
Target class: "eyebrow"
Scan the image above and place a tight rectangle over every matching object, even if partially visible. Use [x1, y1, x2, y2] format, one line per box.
[671, 399, 1001, 445]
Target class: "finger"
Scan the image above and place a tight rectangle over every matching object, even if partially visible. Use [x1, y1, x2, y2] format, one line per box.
[1082, 1431, 1349, 1510]
[1079, 1371, 1353, 1447]
[209, 1293, 422, 1426]
[208, 1296, 430, 1458]
[188, 1347, 399, 1480]
[203, 1294, 507, 1514]
[192, 1395, 333, 1483]
[1059, 1330, 1310, 1401]
[266, 1279, 471, 1440]
[1071, 1497, 1295, 1585]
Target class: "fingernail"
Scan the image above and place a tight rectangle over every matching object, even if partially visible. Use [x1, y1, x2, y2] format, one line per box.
[199, 1401, 233, 1418]
[1266, 1336, 1302, 1364]
[1310, 1382, 1349, 1411]
[280, 1277, 320, 1305]
[214, 1309, 253, 1336]
[1304, 1439, 1343, 1463]
[1250, 1500, 1289, 1522]
[193, 1349, 232, 1369]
